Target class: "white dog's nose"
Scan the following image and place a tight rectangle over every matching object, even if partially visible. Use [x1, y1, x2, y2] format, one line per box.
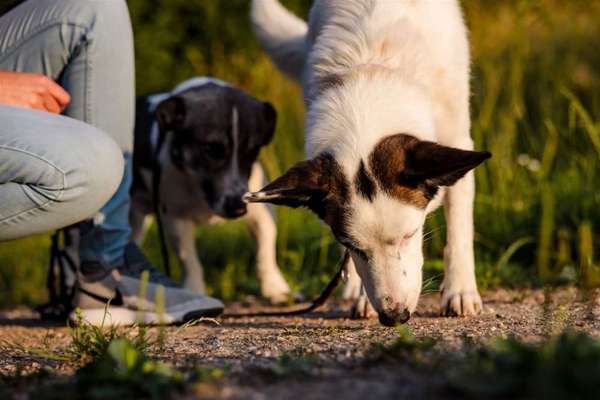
[378, 307, 411, 326]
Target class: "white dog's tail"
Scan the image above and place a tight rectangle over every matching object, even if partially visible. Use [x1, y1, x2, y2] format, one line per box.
[250, 0, 307, 81]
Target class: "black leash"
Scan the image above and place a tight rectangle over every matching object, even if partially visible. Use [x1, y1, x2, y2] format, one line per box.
[222, 251, 349, 317]
[36, 229, 77, 321]
[152, 128, 172, 277]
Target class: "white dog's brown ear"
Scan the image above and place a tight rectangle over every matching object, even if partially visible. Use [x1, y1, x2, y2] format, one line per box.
[403, 141, 491, 187]
[243, 153, 344, 210]
[243, 157, 328, 208]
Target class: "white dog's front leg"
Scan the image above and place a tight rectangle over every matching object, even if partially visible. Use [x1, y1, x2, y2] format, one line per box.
[246, 162, 292, 304]
[164, 217, 207, 294]
[441, 170, 482, 316]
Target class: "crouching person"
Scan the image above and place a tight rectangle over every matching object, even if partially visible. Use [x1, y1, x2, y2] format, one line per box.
[0, 0, 223, 325]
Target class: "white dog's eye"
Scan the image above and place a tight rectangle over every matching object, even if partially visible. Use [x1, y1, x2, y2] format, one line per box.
[340, 239, 369, 261]
[403, 229, 418, 240]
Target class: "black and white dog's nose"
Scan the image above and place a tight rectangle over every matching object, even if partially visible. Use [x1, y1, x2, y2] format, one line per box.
[224, 195, 247, 218]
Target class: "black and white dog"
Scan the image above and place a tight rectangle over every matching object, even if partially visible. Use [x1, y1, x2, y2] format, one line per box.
[130, 77, 293, 304]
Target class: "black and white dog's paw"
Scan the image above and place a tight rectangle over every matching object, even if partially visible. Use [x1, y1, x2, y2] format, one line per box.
[260, 269, 294, 305]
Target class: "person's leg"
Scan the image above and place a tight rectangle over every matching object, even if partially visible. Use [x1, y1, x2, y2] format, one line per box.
[0, 104, 123, 240]
[0, 0, 135, 269]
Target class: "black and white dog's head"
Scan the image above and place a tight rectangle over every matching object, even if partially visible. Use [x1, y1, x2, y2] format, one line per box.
[154, 82, 276, 218]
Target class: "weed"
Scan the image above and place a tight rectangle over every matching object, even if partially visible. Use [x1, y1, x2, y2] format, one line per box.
[31, 338, 184, 400]
[269, 351, 319, 378]
[65, 309, 158, 363]
[368, 326, 436, 364]
[64, 271, 168, 363]
[422, 273, 442, 295]
[191, 364, 229, 381]
[18, 314, 226, 400]
[448, 330, 600, 399]
[0, 305, 161, 366]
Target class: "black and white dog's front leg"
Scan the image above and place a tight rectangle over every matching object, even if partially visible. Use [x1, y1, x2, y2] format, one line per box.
[246, 162, 292, 304]
[163, 216, 207, 294]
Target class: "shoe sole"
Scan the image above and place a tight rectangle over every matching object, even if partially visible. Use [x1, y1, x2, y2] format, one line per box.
[71, 306, 223, 326]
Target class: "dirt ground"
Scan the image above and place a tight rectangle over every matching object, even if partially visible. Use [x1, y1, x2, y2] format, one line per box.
[1, 288, 599, 399]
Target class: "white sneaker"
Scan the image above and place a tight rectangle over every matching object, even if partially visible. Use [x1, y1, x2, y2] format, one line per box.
[71, 243, 223, 326]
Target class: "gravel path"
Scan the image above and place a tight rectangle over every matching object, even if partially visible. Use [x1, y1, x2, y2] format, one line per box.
[1, 288, 599, 399]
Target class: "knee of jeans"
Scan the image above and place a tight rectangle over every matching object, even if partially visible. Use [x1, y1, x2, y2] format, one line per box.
[74, 126, 124, 213]
[51, 0, 131, 43]
[82, 0, 130, 27]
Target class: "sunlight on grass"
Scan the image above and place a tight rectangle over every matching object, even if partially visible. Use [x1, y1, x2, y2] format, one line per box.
[0, 0, 598, 305]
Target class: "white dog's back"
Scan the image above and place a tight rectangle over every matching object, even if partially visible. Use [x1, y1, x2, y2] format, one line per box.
[252, 0, 471, 152]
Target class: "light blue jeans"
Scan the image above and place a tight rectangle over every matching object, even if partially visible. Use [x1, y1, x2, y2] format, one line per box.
[0, 0, 135, 269]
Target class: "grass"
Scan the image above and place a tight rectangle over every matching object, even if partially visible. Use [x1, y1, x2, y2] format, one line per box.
[65, 308, 164, 364]
[448, 330, 600, 399]
[363, 325, 600, 399]
[267, 351, 320, 378]
[19, 337, 189, 400]
[6, 320, 600, 399]
[368, 326, 436, 365]
[1, 283, 598, 399]
[2, 303, 225, 399]
[0, 0, 598, 305]
[57, 338, 185, 400]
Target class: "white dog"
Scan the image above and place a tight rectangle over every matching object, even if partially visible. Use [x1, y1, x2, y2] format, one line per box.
[247, 0, 491, 325]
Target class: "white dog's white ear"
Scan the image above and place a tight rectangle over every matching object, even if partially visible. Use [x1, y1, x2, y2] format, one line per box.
[403, 141, 491, 187]
[243, 155, 331, 208]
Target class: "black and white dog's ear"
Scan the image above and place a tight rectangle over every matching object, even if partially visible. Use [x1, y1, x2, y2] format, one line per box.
[243, 156, 329, 208]
[261, 101, 277, 146]
[155, 96, 186, 131]
[403, 141, 491, 187]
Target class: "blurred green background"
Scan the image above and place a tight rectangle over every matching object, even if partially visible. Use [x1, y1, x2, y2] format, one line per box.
[0, 0, 598, 305]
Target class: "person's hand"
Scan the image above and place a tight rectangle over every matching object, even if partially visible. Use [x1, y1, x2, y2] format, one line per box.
[0, 71, 70, 114]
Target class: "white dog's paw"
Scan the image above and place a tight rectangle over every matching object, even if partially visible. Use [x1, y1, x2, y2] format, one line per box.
[342, 273, 362, 301]
[351, 293, 378, 319]
[341, 256, 362, 300]
[440, 283, 482, 316]
[260, 269, 293, 305]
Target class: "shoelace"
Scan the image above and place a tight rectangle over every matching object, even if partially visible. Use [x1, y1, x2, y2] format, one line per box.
[119, 243, 179, 287]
